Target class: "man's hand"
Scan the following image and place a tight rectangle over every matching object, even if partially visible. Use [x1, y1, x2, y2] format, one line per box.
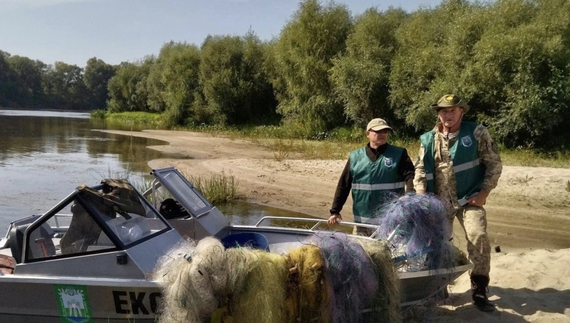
[468, 190, 489, 207]
[328, 213, 342, 225]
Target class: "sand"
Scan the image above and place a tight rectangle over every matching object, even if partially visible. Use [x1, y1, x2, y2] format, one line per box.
[105, 129, 570, 322]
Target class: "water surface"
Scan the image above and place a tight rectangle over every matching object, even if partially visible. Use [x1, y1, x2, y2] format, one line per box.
[0, 110, 167, 230]
[0, 109, 314, 233]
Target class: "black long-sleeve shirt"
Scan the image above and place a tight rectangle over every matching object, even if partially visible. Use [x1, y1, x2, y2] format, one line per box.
[329, 143, 415, 215]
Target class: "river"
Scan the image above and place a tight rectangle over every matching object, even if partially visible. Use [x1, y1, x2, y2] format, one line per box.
[0, 109, 311, 232]
[0, 110, 173, 230]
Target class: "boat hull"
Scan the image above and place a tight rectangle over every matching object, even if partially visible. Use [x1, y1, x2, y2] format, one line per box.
[399, 264, 472, 307]
[0, 276, 160, 322]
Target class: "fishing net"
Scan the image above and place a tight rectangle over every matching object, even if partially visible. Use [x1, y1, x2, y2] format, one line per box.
[311, 232, 381, 323]
[284, 244, 329, 323]
[358, 238, 402, 323]
[372, 193, 456, 272]
[154, 237, 227, 323]
[154, 231, 410, 322]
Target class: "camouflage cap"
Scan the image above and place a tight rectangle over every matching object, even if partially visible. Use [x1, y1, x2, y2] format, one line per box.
[431, 94, 470, 113]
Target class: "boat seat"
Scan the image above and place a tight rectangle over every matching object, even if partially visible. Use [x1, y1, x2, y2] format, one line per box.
[9, 224, 56, 263]
[221, 232, 270, 252]
[60, 203, 102, 254]
[159, 198, 189, 219]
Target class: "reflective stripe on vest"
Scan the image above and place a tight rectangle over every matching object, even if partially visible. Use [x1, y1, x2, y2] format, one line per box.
[424, 159, 482, 194]
[454, 159, 480, 173]
[352, 182, 405, 190]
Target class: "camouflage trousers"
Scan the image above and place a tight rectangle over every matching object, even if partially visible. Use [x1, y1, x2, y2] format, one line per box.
[450, 206, 491, 278]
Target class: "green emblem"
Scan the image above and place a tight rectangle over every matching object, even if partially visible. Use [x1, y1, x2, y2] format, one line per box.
[54, 284, 93, 323]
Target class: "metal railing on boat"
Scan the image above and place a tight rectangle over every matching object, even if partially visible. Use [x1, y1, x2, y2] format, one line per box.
[253, 216, 379, 237]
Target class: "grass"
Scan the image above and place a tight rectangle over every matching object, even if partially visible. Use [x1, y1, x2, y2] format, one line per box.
[187, 171, 240, 204]
[498, 147, 570, 168]
[99, 166, 240, 206]
[258, 135, 570, 169]
[97, 112, 570, 167]
[91, 111, 167, 131]
[270, 139, 293, 161]
[259, 136, 420, 161]
[507, 174, 534, 186]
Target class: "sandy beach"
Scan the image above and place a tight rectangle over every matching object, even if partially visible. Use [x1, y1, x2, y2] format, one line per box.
[106, 129, 570, 322]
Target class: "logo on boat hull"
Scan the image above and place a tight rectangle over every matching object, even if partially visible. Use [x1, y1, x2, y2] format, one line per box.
[54, 284, 93, 323]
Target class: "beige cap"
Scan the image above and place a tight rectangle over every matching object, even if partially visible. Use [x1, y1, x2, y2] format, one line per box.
[430, 94, 470, 113]
[366, 118, 392, 131]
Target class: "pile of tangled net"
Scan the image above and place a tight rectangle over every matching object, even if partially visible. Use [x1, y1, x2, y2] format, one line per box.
[371, 193, 457, 272]
[154, 232, 401, 323]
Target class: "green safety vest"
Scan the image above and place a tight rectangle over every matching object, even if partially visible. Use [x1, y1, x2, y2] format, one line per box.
[420, 121, 485, 205]
[349, 145, 405, 222]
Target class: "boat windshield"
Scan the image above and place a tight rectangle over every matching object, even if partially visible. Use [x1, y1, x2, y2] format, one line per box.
[151, 168, 212, 217]
[17, 179, 170, 263]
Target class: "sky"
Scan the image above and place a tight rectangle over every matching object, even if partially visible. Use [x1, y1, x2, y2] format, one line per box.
[0, 0, 445, 67]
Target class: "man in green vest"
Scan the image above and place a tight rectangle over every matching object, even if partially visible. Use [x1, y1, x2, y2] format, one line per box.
[328, 118, 415, 235]
[414, 94, 503, 312]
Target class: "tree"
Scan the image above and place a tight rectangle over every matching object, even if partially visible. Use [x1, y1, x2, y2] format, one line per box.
[146, 42, 203, 126]
[200, 32, 276, 125]
[270, 0, 352, 136]
[0, 51, 17, 106]
[107, 58, 154, 112]
[41, 62, 88, 109]
[389, 0, 477, 132]
[330, 7, 407, 128]
[5, 56, 45, 107]
[83, 57, 116, 110]
[464, 0, 570, 148]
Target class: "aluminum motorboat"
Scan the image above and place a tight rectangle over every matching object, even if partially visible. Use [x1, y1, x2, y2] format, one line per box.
[0, 167, 471, 322]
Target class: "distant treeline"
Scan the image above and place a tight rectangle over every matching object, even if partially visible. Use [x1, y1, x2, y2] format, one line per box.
[1, 0, 569, 149]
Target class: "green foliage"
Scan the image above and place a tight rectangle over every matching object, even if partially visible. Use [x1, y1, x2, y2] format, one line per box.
[331, 7, 407, 127]
[200, 32, 276, 126]
[498, 144, 570, 168]
[146, 42, 204, 127]
[188, 172, 239, 204]
[90, 109, 107, 119]
[6, 55, 45, 106]
[389, 0, 570, 149]
[0, 51, 112, 111]
[44, 61, 89, 109]
[0, 52, 14, 106]
[104, 111, 165, 130]
[466, 0, 570, 148]
[83, 57, 116, 110]
[270, 0, 352, 136]
[107, 58, 154, 113]
[390, 0, 478, 131]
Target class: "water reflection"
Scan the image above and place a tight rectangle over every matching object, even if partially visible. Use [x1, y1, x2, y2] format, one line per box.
[220, 201, 316, 225]
[0, 109, 318, 233]
[0, 110, 168, 229]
